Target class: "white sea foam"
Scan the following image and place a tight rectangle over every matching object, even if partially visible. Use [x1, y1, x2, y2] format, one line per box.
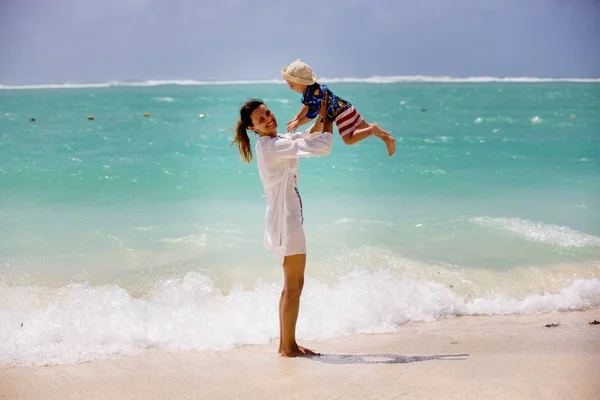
[422, 168, 447, 175]
[531, 116, 542, 124]
[153, 96, 175, 102]
[0, 79, 280, 90]
[332, 218, 392, 226]
[1, 76, 599, 90]
[319, 76, 600, 84]
[161, 233, 208, 245]
[471, 217, 600, 247]
[1, 272, 598, 366]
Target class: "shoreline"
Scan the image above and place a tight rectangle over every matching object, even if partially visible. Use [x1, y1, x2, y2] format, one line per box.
[2, 309, 599, 400]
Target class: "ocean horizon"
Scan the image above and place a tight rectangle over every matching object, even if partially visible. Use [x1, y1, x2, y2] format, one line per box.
[2, 75, 600, 90]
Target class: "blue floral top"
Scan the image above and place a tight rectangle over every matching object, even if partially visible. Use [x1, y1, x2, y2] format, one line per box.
[301, 83, 351, 122]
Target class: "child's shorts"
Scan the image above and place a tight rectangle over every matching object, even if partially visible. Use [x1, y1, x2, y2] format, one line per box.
[334, 106, 364, 137]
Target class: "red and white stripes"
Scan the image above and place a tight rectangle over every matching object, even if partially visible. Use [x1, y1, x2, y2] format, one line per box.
[335, 106, 364, 137]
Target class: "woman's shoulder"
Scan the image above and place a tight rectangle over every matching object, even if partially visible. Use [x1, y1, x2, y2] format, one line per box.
[255, 136, 271, 150]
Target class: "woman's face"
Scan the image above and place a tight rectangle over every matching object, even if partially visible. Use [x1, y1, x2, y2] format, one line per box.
[249, 104, 278, 135]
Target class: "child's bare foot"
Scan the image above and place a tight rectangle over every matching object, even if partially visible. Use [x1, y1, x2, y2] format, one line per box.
[370, 124, 396, 156]
[384, 136, 396, 156]
[280, 344, 320, 358]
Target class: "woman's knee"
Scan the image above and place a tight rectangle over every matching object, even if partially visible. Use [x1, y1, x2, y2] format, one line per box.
[284, 276, 304, 295]
[282, 254, 306, 295]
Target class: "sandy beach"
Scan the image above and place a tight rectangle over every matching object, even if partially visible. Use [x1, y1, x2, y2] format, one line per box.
[1, 309, 599, 400]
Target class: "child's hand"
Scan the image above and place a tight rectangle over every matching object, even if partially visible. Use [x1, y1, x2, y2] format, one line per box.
[287, 119, 300, 133]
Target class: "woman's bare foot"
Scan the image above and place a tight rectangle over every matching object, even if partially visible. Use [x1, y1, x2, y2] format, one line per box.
[280, 344, 320, 358]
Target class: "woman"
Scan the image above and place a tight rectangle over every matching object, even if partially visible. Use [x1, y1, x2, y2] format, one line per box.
[232, 96, 332, 357]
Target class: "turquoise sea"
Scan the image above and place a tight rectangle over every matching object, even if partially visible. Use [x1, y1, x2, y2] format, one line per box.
[1, 77, 599, 365]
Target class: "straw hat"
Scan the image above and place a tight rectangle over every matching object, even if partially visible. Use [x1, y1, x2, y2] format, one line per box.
[281, 58, 317, 85]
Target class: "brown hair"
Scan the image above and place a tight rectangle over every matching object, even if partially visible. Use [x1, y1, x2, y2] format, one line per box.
[232, 99, 264, 164]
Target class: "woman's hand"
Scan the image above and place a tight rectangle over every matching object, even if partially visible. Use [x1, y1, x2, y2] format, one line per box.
[310, 92, 333, 134]
[317, 92, 329, 119]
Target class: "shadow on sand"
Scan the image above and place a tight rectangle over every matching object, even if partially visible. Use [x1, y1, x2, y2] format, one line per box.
[309, 353, 469, 365]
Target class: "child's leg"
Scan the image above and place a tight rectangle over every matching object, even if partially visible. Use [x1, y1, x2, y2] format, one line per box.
[339, 124, 372, 145]
[343, 120, 396, 156]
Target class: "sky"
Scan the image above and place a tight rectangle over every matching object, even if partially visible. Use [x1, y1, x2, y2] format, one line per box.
[0, 0, 599, 84]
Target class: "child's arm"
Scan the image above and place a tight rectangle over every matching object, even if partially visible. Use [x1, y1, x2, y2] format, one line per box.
[290, 114, 313, 130]
[294, 104, 309, 120]
[287, 104, 311, 132]
[288, 85, 326, 132]
[291, 92, 330, 139]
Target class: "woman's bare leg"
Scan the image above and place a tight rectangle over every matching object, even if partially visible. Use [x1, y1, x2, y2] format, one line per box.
[278, 100, 328, 356]
[279, 253, 319, 357]
[278, 291, 284, 354]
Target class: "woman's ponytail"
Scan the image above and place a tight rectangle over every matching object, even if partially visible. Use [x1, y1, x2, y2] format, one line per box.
[232, 120, 252, 163]
[231, 99, 265, 164]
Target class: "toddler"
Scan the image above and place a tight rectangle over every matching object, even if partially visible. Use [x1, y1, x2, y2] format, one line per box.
[282, 58, 396, 156]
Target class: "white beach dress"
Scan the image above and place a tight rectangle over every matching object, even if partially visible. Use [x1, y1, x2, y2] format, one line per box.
[255, 128, 333, 264]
